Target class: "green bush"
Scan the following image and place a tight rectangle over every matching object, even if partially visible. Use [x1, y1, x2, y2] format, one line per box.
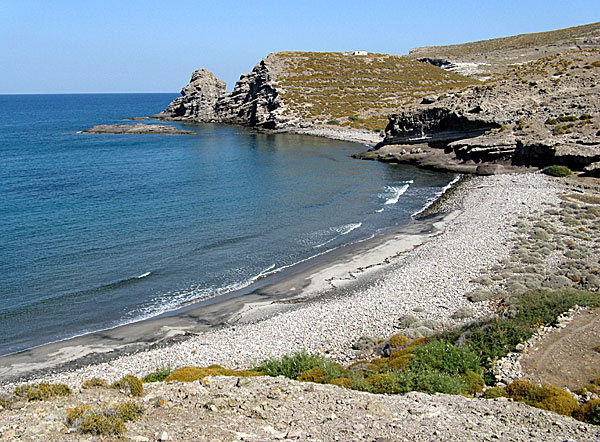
[13, 383, 71, 401]
[463, 319, 533, 366]
[574, 399, 600, 425]
[80, 413, 125, 436]
[163, 366, 262, 382]
[365, 373, 403, 394]
[504, 381, 578, 416]
[462, 370, 485, 394]
[395, 370, 468, 395]
[111, 375, 143, 397]
[255, 350, 345, 382]
[483, 386, 506, 399]
[409, 340, 482, 376]
[81, 378, 108, 389]
[514, 289, 600, 327]
[142, 367, 173, 383]
[326, 120, 340, 125]
[116, 401, 145, 422]
[543, 165, 572, 177]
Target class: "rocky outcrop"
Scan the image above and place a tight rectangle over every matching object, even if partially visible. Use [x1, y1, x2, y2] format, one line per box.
[155, 59, 285, 129]
[157, 69, 227, 121]
[384, 108, 499, 147]
[369, 44, 600, 173]
[81, 123, 194, 135]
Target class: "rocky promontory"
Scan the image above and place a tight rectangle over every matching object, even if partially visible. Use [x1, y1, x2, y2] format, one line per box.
[82, 123, 194, 135]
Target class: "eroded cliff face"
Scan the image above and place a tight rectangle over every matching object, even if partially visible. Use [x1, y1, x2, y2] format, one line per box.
[156, 58, 285, 128]
[379, 46, 600, 173]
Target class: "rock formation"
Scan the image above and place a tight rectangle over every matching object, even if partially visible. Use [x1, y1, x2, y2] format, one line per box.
[157, 68, 228, 122]
[81, 123, 194, 134]
[357, 23, 600, 174]
[155, 60, 285, 129]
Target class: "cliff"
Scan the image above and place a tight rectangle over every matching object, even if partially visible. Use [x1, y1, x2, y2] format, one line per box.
[155, 51, 475, 131]
[356, 22, 600, 174]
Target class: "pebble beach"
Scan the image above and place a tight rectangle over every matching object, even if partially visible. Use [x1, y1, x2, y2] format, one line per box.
[0, 172, 563, 391]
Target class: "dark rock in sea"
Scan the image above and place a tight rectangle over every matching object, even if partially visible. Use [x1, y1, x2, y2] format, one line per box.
[81, 123, 194, 135]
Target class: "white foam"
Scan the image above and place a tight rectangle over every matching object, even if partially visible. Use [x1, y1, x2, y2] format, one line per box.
[411, 174, 461, 217]
[314, 222, 362, 248]
[137, 272, 151, 279]
[384, 184, 410, 205]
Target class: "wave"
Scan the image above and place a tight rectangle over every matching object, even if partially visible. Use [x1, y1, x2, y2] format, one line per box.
[314, 222, 362, 249]
[137, 271, 151, 279]
[411, 174, 462, 217]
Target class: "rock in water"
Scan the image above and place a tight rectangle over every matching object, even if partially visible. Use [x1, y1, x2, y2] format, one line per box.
[157, 69, 228, 121]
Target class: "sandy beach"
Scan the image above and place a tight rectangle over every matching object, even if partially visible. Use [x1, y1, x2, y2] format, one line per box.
[0, 170, 561, 391]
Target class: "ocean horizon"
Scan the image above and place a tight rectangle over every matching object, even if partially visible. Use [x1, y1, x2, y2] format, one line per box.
[0, 93, 457, 356]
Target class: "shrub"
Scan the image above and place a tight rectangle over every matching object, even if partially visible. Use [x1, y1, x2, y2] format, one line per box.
[66, 405, 91, 426]
[116, 401, 145, 422]
[388, 334, 409, 349]
[80, 413, 124, 436]
[483, 386, 506, 399]
[164, 366, 262, 382]
[387, 353, 414, 371]
[81, 378, 108, 389]
[329, 377, 351, 388]
[574, 399, 600, 425]
[111, 375, 143, 397]
[543, 165, 572, 177]
[464, 319, 533, 366]
[142, 367, 173, 383]
[298, 367, 325, 383]
[462, 370, 485, 394]
[409, 340, 481, 376]
[0, 393, 15, 410]
[530, 385, 578, 416]
[326, 120, 340, 125]
[13, 383, 72, 401]
[255, 351, 343, 382]
[504, 380, 535, 401]
[365, 373, 402, 394]
[395, 370, 468, 395]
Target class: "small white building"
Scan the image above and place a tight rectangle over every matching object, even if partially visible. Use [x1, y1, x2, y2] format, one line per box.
[352, 50, 368, 56]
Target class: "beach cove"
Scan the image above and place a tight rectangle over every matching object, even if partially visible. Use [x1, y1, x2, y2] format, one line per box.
[0, 171, 560, 387]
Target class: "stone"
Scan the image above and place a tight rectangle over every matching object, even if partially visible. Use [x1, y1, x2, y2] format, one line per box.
[81, 123, 194, 135]
[158, 430, 170, 441]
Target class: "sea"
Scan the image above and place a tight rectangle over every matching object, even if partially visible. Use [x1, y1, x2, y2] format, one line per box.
[0, 93, 457, 356]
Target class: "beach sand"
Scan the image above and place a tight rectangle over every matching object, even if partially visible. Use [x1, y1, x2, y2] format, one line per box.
[0, 171, 561, 389]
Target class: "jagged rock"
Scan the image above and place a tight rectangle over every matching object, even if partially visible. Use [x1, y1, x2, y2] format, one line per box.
[583, 162, 600, 177]
[156, 69, 227, 122]
[156, 60, 285, 129]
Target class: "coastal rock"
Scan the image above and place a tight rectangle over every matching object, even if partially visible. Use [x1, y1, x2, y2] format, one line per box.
[156, 69, 227, 122]
[156, 59, 285, 129]
[81, 123, 194, 134]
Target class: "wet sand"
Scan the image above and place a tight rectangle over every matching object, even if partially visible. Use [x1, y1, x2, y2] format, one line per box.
[0, 210, 456, 383]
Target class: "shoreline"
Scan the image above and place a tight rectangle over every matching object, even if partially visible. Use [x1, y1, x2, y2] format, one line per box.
[0, 206, 458, 384]
[0, 172, 562, 390]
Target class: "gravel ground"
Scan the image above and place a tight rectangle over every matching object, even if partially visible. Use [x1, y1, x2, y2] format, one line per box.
[1, 172, 562, 391]
[2, 376, 598, 441]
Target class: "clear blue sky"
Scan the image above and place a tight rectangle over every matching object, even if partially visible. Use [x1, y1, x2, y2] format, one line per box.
[1, 1, 599, 94]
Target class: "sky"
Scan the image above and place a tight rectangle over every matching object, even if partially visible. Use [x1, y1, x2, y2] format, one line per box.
[1, 1, 599, 94]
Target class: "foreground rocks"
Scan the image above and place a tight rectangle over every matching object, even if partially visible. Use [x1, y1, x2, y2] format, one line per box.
[1, 376, 598, 441]
[82, 123, 194, 135]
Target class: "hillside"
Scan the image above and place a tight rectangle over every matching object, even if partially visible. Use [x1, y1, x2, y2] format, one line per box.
[155, 51, 475, 131]
[408, 21, 600, 78]
[356, 23, 600, 175]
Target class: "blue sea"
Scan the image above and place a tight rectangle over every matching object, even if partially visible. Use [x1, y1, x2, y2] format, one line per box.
[0, 93, 457, 356]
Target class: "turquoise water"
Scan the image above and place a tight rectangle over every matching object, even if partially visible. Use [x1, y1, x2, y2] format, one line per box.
[0, 94, 457, 355]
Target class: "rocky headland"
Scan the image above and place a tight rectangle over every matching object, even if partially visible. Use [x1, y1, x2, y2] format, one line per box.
[156, 22, 600, 174]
